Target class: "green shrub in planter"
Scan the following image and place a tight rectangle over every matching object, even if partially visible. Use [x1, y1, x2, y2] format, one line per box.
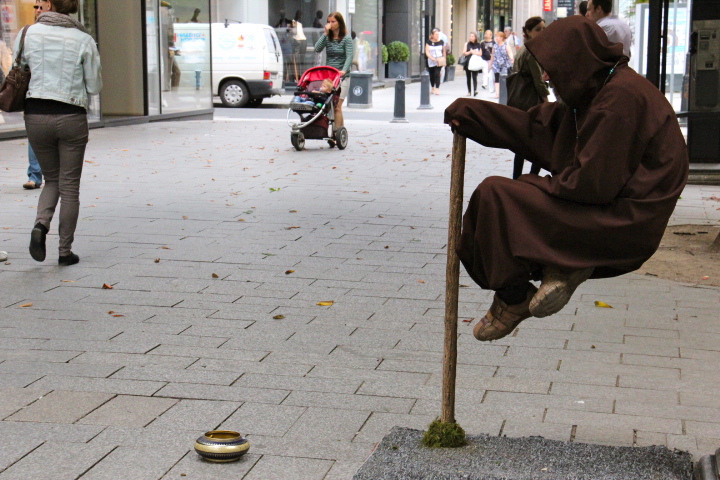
[381, 44, 389, 64]
[387, 41, 410, 62]
[446, 53, 456, 67]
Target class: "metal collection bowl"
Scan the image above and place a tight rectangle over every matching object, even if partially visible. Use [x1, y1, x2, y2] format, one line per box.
[194, 430, 250, 463]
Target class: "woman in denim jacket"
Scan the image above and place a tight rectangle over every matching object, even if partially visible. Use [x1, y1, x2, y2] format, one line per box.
[15, 0, 102, 266]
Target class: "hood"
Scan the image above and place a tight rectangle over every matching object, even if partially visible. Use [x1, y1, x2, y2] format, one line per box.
[525, 16, 626, 108]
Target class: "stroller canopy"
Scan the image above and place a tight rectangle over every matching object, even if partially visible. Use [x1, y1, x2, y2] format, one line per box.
[297, 66, 342, 89]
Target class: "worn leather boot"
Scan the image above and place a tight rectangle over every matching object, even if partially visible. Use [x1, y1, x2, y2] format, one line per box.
[474, 284, 537, 341]
[529, 266, 594, 318]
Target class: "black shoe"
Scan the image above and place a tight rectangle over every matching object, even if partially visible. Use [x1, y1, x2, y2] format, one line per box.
[474, 91, 478, 97]
[29, 223, 47, 262]
[58, 252, 80, 266]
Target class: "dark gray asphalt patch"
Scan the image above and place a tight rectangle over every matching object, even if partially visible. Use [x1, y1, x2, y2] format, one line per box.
[353, 427, 692, 480]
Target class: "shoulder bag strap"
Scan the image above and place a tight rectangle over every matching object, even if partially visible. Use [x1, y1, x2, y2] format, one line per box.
[14, 26, 30, 67]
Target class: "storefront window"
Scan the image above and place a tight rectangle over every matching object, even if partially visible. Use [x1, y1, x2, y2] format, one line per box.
[0, 0, 98, 132]
[152, 0, 212, 114]
[351, 0, 379, 76]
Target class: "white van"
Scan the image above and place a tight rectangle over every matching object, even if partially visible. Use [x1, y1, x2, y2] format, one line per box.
[174, 22, 284, 108]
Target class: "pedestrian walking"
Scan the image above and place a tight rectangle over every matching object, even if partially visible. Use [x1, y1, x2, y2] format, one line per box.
[509, 16, 550, 178]
[425, 30, 446, 95]
[314, 11, 353, 134]
[490, 31, 513, 99]
[22, 0, 45, 191]
[586, 0, 632, 58]
[461, 32, 483, 97]
[479, 30, 495, 90]
[19, 0, 102, 266]
[444, 16, 688, 341]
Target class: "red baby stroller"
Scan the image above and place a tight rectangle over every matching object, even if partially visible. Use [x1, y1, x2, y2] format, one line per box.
[287, 66, 348, 151]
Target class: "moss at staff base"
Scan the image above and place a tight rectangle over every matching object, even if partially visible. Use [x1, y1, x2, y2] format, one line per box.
[421, 419, 466, 448]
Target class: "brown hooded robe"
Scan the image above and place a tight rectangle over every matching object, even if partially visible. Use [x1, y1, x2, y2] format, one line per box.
[444, 16, 688, 291]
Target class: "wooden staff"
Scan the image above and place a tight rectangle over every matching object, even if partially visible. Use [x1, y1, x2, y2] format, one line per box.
[442, 132, 466, 424]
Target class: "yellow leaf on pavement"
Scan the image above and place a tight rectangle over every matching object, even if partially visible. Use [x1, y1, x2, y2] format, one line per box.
[19, 303, 33, 308]
[317, 301, 334, 306]
[594, 301, 613, 308]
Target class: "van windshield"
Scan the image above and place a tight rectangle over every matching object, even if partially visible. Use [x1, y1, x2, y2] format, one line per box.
[264, 29, 279, 54]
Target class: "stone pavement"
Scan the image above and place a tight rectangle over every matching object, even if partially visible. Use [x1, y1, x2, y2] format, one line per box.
[0, 84, 719, 479]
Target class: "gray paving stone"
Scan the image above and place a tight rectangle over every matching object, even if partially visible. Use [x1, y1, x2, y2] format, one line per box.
[219, 402, 306, 437]
[151, 399, 241, 431]
[5, 390, 113, 424]
[153, 382, 289, 404]
[162, 451, 262, 479]
[282, 391, 415, 414]
[81, 445, 189, 480]
[110, 365, 241, 386]
[243, 454, 334, 480]
[78, 395, 178, 427]
[29, 376, 165, 396]
[0, 439, 44, 472]
[0, 442, 115, 479]
[0, 388, 50, 419]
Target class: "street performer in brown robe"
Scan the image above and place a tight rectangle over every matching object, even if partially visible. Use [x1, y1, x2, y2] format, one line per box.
[444, 16, 688, 341]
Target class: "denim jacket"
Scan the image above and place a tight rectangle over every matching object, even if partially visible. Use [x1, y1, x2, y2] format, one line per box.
[15, 24, 102, 109]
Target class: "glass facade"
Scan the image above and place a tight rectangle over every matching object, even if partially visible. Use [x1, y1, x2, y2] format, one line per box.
[145, 0, 212, 115]
[477, 0, 512, 33]
[0, 0, 99, 132]
[351, 0, 379, 75]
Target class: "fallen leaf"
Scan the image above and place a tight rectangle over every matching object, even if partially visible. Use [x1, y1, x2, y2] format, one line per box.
[285, 226, 300, 230]
[154, 259, 160, 263]
[269, 187, 280, 192]
[462, 318, 472, 323]
[162, 246, 170, 250]
[702, 276, 709, 280]
[19, 303, 33, 308]
[182, 216, 188, 220]
[418, 280, 425, 283]
[459, 284, 469, 288]
[594, 301, 613, 308]
[289, 210, 298, 213]
[262, 253, 276, 256]
[212, 273, 219, 278]
[102, 283, 113, 289]
[384, 246, 389, 249]
[317, 301, 334, 306]
[112, 314, 125, 317]
[285, 270, 295, 274]
[273, 315, 285, 320]
[61, 280, 75, 283]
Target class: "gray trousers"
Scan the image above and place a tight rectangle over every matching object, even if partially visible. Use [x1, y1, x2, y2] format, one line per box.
[25, 114, 89, 256]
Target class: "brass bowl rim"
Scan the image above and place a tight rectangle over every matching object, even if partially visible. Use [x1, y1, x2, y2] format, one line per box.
[202, 430, 242, 440]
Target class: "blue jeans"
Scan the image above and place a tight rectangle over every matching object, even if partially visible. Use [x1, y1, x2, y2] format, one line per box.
[27, 144, 43, 185]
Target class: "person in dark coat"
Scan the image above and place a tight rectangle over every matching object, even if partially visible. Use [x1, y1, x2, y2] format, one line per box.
[444, 15, 688, 341]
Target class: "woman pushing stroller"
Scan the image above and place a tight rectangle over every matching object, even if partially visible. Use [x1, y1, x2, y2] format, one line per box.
[314, 11, 353, 133]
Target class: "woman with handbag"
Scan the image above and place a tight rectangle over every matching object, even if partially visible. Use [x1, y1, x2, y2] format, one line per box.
[425, 30, 445, 95]
[16, 0, 102, 266]
[509, 16, 550, 178]
[461, 32, 482, 97]
[489, 31, 514, 99]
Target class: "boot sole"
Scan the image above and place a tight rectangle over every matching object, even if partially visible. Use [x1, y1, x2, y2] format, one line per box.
[29, 228, 46, 262]
[529, 268, 593, 318]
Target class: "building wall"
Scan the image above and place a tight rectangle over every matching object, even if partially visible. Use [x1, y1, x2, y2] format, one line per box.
[98, 0, 145, 116]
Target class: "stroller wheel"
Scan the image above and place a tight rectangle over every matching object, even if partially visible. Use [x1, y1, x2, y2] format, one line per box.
[335, 127, 348, 150]
[291, 132, 305, 151]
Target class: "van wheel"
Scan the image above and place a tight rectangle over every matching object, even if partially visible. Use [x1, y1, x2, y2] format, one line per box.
[247, 98, 263, 108]
[220, 80, 250, 108]
[335, 127, 348, 150]
[291, 132, 305, 151]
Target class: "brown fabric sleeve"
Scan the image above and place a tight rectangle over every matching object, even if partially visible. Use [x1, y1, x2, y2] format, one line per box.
[519, 108, 646, 205]
[444, 98, 564, 168]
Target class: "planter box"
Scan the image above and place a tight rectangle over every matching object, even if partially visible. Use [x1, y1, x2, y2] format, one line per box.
[444, 66, 456, 82]
[388, 61, 408, 79]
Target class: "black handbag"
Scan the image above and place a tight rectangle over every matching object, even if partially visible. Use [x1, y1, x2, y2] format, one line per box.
[458, 54, 469, 66]
[0, 26, 31, 113]
[506, 69, 541, 112]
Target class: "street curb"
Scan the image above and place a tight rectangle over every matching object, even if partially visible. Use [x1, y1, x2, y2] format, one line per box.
[695, 449, 720, 480]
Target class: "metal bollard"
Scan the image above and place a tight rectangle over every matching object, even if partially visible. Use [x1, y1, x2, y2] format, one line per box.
[390, 78, 409, 123]
[418, 70, 433, 110]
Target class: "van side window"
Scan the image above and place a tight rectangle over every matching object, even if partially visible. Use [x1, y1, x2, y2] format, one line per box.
[264, 29, 279, 54]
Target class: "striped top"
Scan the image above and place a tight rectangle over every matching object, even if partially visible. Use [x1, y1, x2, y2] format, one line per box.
[314, 34, 354, 72]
